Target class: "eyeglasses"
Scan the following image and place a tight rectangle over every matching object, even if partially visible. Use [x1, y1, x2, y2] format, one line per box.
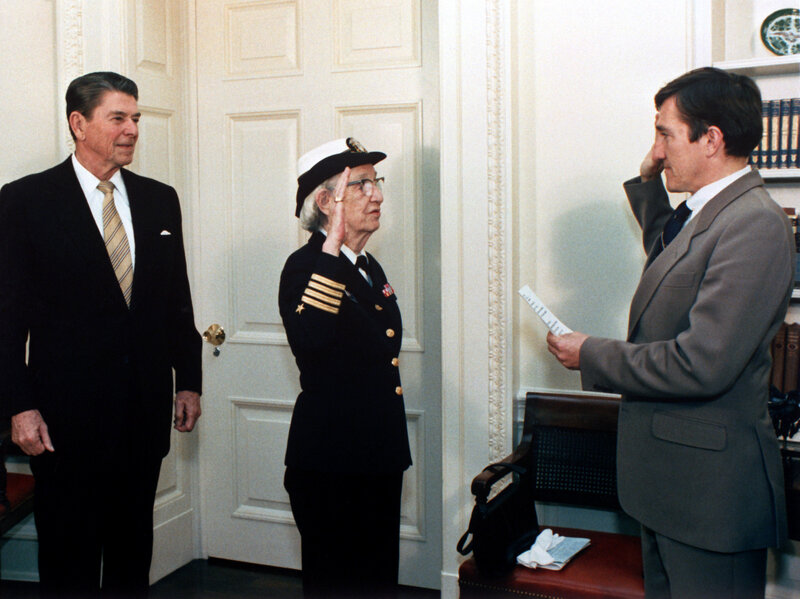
[346, 177, 385, 197]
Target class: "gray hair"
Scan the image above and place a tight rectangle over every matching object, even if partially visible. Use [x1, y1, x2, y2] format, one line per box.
[297, 174, 338, 232]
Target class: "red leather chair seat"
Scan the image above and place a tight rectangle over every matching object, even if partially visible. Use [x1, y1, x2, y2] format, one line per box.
[459, 527, 644, 599]
[0, 473, 35, 534]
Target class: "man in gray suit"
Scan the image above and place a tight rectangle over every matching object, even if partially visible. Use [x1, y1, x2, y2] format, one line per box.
[547, 67, 793, 599]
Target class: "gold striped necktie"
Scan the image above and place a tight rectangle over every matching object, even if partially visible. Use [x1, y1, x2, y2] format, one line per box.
[97, 181, 133, 306]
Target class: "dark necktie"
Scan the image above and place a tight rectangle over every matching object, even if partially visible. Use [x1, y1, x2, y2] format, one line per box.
[355, 255, 372, 286]
[651, 200, 692, 262]
[661, 201, 692, 247]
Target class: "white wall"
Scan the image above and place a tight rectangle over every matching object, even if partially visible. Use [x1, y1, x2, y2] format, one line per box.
[0, 0, 60, 185]
[507, 2, 800, 596]
[514, 1, 689, 391]
[0, 0, 59, 581]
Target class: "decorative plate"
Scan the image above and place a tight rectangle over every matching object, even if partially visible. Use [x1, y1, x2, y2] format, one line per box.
[760, 8, 800, 56]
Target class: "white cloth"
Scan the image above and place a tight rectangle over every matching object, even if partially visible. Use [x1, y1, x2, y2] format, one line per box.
[516, 528, 564, 568]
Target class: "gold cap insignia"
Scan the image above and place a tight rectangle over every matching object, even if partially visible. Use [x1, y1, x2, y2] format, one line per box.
[346, 138, 367, 153]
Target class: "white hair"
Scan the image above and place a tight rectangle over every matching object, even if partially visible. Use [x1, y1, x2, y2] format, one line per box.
[297, 174, 339, 232]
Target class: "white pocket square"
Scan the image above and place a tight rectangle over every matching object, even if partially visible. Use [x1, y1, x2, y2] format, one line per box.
[160, 230, 172, 236]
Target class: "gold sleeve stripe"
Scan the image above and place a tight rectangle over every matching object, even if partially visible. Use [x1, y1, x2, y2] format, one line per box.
[303, 287, 341, 307]
[302, 295, 339, 314]
[310, 273, 346, 291]
[308, 280, 344, 298]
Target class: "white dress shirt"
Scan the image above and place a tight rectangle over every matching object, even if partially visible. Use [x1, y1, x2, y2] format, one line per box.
[71, 154, 136, 267]
[685, 165, 752, 224]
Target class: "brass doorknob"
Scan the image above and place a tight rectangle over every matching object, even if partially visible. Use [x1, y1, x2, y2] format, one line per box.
[203, 324, 226, 356]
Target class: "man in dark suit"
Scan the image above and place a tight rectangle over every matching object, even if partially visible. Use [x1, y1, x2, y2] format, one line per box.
[547, 67, 793, 598]
[279, 138, 411, 598]
[0, 71, 202, 597]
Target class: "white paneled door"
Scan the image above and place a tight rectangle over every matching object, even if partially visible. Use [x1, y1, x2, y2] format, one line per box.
[117, 0, 198, 584]
[193, 0, 441, 588]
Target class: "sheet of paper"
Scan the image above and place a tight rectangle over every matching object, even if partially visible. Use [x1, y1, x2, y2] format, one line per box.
[518, 285, 573, 336]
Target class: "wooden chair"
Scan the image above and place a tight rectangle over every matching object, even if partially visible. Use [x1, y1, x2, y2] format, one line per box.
[0, 425, 35, 538]
[458, 391, 644, 599]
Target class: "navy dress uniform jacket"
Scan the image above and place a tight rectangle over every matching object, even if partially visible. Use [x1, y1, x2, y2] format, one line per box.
[279, 231, 412, 474]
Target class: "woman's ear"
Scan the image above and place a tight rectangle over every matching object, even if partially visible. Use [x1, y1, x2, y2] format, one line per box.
[315, 188, 332, 216]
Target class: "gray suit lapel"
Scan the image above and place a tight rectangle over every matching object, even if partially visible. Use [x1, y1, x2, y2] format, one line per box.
[627, 218, 697, 338]
[626, 169, 764, 339]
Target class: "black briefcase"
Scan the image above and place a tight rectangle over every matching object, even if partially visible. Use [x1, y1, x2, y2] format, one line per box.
[456, 461, 539, 577]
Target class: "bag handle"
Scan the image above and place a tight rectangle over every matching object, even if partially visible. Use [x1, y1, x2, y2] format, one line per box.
[456, 529, 473, 555]
[457, 461, 529, 556]
[472, 461, 527, 501]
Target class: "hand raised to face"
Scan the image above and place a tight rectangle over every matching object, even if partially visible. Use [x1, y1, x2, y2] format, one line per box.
[321, 167, 350, 257]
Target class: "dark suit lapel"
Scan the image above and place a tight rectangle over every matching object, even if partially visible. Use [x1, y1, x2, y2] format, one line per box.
[49, 159, 128, 308]
[626, 169, 763, 339]
[50, 159, 111, 266]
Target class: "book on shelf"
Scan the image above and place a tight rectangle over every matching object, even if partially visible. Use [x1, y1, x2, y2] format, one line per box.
[753, 102, 769, 168]
[781, 99, 791, 169]
[791, 99, 800, 168]
[750, 98, 800, 170]
[770, 99, 780, 169]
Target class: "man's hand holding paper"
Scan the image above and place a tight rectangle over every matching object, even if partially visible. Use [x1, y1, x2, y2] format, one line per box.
[546, 330, 588, 370]
[517, 285, 586, 369]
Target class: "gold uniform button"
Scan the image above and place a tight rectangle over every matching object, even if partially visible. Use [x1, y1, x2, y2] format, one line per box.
[386, 329, 395, 338]
[375, 304, 383, 311]
[395, 386, 403, 395]
[391, 357, 399, 367]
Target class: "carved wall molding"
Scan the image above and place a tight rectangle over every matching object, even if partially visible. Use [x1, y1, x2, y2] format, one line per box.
[486, 0, 510, 463]
[56, 0, 84, 157]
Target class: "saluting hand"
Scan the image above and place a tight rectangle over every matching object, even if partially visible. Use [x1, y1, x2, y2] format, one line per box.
[640, 143, 664, 182]
[322, 167, 350, 257]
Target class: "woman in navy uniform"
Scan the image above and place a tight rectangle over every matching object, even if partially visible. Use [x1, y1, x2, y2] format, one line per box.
[279, 138, 411, 598]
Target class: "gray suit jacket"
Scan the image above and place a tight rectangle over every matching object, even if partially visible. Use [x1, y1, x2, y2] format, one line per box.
[580, 170, 792, 553]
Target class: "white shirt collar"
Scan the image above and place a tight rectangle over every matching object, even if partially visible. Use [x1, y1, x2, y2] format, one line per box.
[71, 154, 128, 201]
[685, 165, 752, 222]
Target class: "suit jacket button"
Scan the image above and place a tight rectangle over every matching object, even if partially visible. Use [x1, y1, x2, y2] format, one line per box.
[375, 304, 383, 311]
[386, 329, 395, 338]
[391, 357, 399, 367]
[395, 386, 403, 395]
